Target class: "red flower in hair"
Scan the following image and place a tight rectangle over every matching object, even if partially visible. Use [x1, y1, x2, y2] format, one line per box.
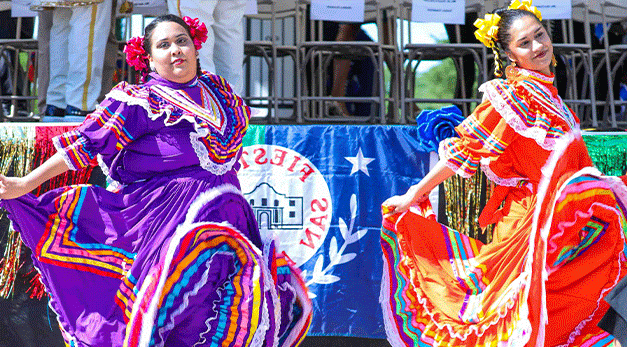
[123, 36, 148, 71]
[183, 16, 208, 50]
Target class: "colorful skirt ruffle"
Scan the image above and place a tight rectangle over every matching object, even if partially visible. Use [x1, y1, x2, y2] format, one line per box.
[1, 170, 312, 347]
[380, 167, 627, 347]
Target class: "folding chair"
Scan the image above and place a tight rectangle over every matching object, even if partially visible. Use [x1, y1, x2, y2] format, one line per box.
[0, 15, 38, 121]
[295, 0, 398, 124]
[398, 0, 488, 123]
[244, 0, 298, 123]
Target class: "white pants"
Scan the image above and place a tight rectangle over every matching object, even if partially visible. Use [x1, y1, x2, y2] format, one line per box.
[47, 0, 113, 111]
[168, 0, 246, 94]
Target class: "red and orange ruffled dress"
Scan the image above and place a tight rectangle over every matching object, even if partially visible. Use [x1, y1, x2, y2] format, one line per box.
[381, 66, 627, 347]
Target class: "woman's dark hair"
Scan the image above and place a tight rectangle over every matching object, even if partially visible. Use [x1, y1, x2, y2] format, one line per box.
[491, 8, 544, 77]
[139, 14, 203, 80]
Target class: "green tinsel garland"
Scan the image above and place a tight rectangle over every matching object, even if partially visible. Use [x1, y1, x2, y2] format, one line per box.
[583, 134, 627, 176]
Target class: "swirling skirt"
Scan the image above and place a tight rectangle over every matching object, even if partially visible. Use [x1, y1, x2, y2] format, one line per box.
[380, 168, 627, 347]
[0, 170, 312, 347]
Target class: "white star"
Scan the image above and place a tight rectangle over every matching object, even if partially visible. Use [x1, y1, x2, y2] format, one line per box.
[345, 148, 375, 176]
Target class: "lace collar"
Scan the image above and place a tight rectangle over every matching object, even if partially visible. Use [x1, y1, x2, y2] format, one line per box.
[505, 66, 554, 87]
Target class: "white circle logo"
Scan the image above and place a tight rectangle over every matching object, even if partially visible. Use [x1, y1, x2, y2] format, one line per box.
[238, 145, 332, 266]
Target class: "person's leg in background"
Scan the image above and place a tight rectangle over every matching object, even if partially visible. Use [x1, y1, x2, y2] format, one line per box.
[345, 28, 375, 118]
[37, 10, 53, 119]
[99, 0, 118, 103]
[0, 52, 12, 117]
[168, 0, 218, 77]
[211, 0, 246, 95]
[45, 7, 71, 119]
[329, 23, 360, 117]
[167, 0, 246, 94]
[0, 10, 34, 118]
[64, 0, 113, 121]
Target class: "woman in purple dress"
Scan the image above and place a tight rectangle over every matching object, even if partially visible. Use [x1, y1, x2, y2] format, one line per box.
[0, 14, 312, 347]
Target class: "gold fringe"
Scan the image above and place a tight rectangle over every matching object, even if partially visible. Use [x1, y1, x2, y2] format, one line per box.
[0, 126, 35, 298]
[443, 170, 493, 243]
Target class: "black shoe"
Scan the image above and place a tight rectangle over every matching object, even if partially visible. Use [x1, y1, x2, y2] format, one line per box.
[45, 104, 65, 117]
[41, 104, 66, 122]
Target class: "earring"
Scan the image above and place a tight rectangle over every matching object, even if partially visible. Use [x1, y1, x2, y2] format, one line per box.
[510, 60, 517, 67]
[551, 55, 558, 67]
[149, 62, 155, 71]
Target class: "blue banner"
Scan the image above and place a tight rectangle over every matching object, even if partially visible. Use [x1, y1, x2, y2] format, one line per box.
[238, 125, 430, 338]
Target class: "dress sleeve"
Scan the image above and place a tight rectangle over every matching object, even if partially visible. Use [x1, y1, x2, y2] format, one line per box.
[52, 82, 159, 170]
[439, 101, 518, 178]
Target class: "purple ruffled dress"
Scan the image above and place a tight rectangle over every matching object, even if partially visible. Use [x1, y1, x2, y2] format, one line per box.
[0, 72, 312, 347]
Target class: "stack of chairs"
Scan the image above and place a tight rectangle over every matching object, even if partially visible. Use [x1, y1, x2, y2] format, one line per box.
[293, 0, 398, 124]
[542, 0, 598, 128]
[0, 11, 38, 121]
[585, 0, 627, 128]
[243, 0, 299, 123]
[397, 0, 488, 123]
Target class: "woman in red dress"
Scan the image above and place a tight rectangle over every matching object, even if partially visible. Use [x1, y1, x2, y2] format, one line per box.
[380, 1, 627, 346]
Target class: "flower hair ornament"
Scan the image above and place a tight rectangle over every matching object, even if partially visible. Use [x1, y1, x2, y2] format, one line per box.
[182, 16, 208, 50]
[123, 36, 148, 72]
[473, 0, 543, 49]
[473, 13, 501, 48]
[123, 16, 208, 74]
[509, 0, 542, 21]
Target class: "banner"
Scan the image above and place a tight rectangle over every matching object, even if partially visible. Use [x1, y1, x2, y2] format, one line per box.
[245, 0, 257, 15]
[411, 0, 465, 24]
[124, 0, 168, 15]
[11, 0, 37, 17]
[310, 0, 365, 23]
[238, 125, 431, 337]
[534, 0, 572, 20]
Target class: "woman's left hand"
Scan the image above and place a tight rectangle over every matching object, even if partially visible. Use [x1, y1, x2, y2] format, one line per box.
[381, 192, 426, 219]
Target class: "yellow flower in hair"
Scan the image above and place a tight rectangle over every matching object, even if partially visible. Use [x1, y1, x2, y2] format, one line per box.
[474, 13, 501, 48]
[509, 0, 543, 21]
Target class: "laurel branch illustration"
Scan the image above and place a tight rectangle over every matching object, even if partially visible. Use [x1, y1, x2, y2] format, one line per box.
[300, 194, 368, 298]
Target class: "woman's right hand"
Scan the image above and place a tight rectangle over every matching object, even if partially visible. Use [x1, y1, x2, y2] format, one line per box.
[0, 175, 33, 200]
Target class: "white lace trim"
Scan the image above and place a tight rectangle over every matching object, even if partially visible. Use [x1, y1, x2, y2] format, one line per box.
[52, 135, 79, 171]
[106, 88, 151, 113]
[150, 83, 227, 133]
[96, 154, 122, 192]
[517, 68, 554, 84]
[190, 131, 237, 176]
[480, 81, 557, 151]
[481, 163, 526, 187]
[261, 240, 281, 347]
[603, 176, 627, 212]
[438, 137, 528, 187]
[438, 140, 474, 179]
[193, 266, 229, 347]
